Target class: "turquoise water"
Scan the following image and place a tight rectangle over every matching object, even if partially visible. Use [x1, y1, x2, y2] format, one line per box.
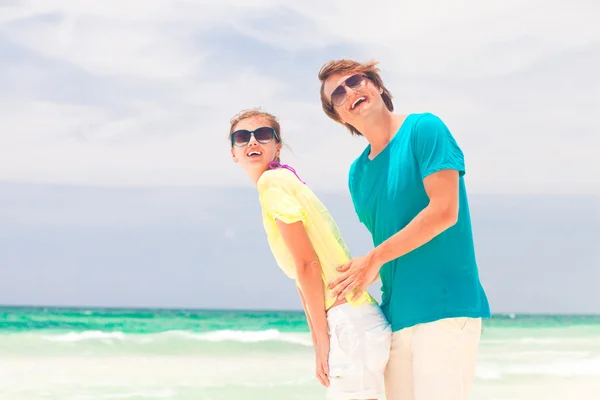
[1, 307, 600, 399]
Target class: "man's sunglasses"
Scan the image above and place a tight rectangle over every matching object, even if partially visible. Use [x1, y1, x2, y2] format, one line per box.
[330, 74, 368, 107]
[230, 127, 278, 147]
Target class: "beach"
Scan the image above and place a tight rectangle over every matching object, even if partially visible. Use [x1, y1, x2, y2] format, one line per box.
[1, 307, 599, 400]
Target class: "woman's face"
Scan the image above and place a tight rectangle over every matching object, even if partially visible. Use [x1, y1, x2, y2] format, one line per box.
[230, 116, 281, 175]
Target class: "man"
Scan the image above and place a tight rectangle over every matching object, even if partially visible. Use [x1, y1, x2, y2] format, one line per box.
[318, 59, 491, 400]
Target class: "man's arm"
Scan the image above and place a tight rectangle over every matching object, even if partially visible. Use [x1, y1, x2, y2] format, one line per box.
[329, 169, 459, 299]
[370, 169, 459, 265]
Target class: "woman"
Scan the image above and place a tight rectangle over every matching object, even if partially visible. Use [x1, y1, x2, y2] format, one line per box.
[229, 108, 391, 400]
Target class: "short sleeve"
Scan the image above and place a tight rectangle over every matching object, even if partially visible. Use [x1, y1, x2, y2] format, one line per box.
[348, 161, 362, 222]
[411, 113, 465, 180]
[261, 185, 305, 224]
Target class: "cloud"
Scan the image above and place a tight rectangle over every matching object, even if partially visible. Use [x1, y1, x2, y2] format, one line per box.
[285, 0, 600, 75]
[0, 0, 598, 194]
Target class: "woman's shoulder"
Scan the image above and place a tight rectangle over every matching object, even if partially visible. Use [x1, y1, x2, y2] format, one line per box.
[257, 168, 300, 192]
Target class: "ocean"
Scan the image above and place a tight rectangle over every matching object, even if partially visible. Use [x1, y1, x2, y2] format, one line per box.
[0, 307, 599, 400]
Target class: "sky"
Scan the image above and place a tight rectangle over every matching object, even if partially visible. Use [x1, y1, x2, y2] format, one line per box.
[0, 1, 598, 312]
[1, 0, 598, 193]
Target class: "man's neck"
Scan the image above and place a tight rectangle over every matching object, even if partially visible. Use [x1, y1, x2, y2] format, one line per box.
[357, 111, 406, 160]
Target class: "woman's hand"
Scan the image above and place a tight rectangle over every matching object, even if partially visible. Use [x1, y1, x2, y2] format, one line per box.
[314, 339, 330, 387]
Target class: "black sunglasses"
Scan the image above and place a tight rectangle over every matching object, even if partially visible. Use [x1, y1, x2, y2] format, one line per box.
[230, 126, 278, 147]
[330, 74, 368, 107]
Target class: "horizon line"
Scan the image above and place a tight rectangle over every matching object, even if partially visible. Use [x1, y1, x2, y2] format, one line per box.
[1, 304, 598, 317]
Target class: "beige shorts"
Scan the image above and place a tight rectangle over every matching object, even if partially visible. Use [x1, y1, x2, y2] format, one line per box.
[384, 317, 483, 400]
[326, 302, 392, 400]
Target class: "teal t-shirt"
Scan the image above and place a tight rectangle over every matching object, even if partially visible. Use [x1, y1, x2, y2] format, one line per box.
[348, 112, 491, 331]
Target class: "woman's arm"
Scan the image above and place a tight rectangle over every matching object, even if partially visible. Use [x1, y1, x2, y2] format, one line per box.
[276, 218, 330, 387]
[297, 287, 317, 347]
[275, 219, 328, 344]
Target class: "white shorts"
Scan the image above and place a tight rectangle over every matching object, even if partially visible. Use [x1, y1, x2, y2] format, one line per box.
[326, 302, 392, 400]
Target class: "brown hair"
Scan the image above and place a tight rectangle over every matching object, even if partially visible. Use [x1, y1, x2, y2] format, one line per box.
[318, 59, 394, 136]
[228, 107, 283, 162]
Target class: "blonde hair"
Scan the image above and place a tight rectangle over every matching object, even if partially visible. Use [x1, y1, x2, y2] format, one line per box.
[318, 59, 394, 136]
[228, 107, 283, 163]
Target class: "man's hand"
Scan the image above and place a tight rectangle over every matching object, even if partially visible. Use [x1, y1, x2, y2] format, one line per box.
[328, 255, 382, 301]
[314, 339, 330, 387]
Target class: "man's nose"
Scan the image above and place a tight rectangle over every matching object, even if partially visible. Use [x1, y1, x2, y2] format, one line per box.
[345, 85, 356, 94]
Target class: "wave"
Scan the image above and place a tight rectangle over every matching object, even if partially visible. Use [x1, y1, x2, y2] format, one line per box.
[43, 330, 127, 342]
[476, 357, 600, 380]
[475, 367, 503, 380]
[164, 329, 312, 346]
[28, 331, 600, 353]
[100, 389, 175, 399]
[4, 330, 600, 379]
[39, 329, 313, 347]
[483, 337, 600, 345]
[507, 357, 600, 377]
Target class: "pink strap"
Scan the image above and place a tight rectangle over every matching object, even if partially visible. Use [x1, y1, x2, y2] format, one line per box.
[269, 161, 306, 184]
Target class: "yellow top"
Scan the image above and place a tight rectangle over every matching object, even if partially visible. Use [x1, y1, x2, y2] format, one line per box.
[257, 168, 377, 310]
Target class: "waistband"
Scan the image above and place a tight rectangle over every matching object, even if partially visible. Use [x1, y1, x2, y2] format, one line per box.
[326, 302, 383, 324]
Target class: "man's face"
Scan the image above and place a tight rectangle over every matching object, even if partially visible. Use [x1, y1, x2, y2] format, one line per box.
[323, 72, 384, 125]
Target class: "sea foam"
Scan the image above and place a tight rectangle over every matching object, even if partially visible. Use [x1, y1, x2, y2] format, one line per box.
[40, 329, 313, 347]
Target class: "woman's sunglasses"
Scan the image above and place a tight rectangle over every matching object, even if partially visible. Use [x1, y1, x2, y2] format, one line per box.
[230, 126, 278, 147]
[330, 74, 368, 107]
